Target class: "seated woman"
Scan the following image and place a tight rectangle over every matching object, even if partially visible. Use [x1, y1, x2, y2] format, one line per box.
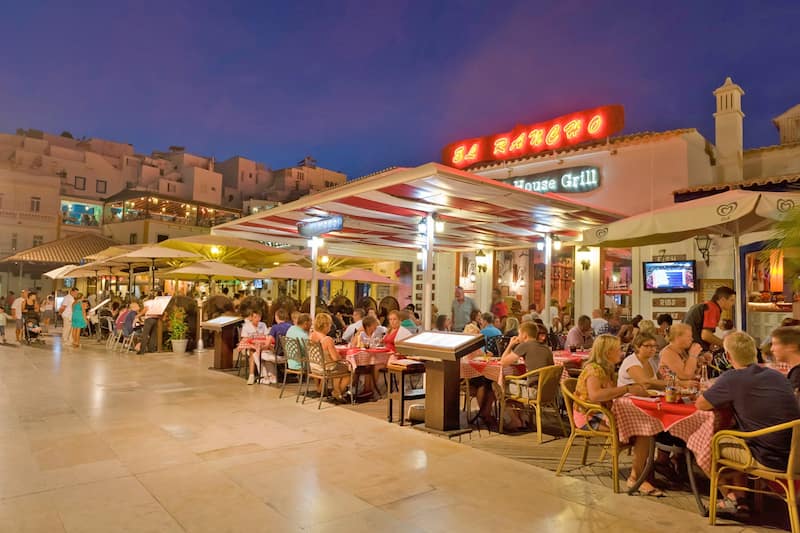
[657, 323, 709, 382]
[434, 314, 452, 332]
[575, 334, 662, 496]
[464, 323, 498, 428]
[309, 312, 352, 402]
[244, 311, 269, 385]
[349, 315, 384, 396]
[617, 332, 667, 390]
[503, 317, 520, 337]
[383, 310, 413, 354]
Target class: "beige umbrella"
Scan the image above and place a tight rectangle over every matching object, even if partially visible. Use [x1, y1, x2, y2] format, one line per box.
[158, 234, 303, 267]
[257, 263, 334, 280]
[163, 260, 262, 281]
[111, 246, 202, 291]
[43, 264, 80, 279]
[329, 268, 399, 284]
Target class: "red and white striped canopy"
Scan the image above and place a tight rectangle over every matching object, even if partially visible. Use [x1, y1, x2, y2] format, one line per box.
[213, 163, 621, 252]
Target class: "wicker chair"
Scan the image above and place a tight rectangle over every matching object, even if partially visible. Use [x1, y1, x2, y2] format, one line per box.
[709, 419, 800, 531]
[280, 336, 307, 401]
[556, 378, 632, 493]
[304, 340, 351, 409]
[498, 364, 566, 442]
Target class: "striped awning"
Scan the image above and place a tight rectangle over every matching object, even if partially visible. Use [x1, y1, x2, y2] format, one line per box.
[1, 233, 119, 264]
[212, 162, 622, 252]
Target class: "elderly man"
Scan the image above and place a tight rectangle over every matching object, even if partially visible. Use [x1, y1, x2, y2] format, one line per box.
[565, 315, 594, 350]
[342, 308, 365, 343]
[590, 309, 609, 335]
[696, 331, 800, 513]
[59, 288, 78, 344]
[11, 289, 27, 343]
[452, 286, 476, 332]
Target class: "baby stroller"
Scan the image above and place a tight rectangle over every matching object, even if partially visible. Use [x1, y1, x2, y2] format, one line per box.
[23, 311, 45, 345]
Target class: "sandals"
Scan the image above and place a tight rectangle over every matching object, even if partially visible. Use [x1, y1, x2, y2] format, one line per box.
[627, 478, 665, 497]
[716, 496, 749, 515]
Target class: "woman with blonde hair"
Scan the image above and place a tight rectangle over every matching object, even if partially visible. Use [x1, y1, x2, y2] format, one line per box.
[309, 312, 352, 402]
[574, 334, 662, 496]
[658, 323, 710, 381]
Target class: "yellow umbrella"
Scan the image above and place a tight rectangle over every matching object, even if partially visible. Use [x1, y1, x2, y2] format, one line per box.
[157, 234, 303, 268]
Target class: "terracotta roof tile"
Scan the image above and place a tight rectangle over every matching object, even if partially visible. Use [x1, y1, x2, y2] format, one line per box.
[673, 172, 800, 195]
[2, 233, 119, 264]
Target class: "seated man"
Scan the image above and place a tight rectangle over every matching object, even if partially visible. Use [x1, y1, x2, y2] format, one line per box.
[342, 308, 365, 344]
[479, 312, 502, 340]
[770, 325, 800, 396]
[244, 310, 269, 385]
[350, 315, 384, 348]
[696, 331, 800, 513]
[565, 315, 594, 350]
[500, 322, 555, 430]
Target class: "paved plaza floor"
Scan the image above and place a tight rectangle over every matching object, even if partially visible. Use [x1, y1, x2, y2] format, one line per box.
[0, 333, 773, 532]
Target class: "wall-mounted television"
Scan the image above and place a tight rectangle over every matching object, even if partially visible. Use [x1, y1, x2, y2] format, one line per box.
[643, 260, 696, 292]
[253, 279, 263, 289]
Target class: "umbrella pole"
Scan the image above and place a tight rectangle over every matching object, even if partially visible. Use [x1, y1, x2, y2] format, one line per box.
[544, 234, 553, 328]
[310, 242, 319, 321]
[151, 258, 156, 294]
[734, 233, 743, 331]
[18, 262, 23, 292]
[422, 214, 435, 331]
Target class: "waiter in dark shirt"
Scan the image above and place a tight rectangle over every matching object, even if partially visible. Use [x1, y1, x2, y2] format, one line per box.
[696, 331, 800, 512]
[683, 286, 736, 351]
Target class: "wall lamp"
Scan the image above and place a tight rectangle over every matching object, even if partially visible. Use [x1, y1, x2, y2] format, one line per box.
[695, 234, 712, 265]
[577, 245, 591, 271]
[475, 249, 489, 273]
[552, 235, 562, 251]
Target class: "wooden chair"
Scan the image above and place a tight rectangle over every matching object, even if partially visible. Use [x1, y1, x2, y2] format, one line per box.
[279, 336, 307, 401]
[556, 378, 632, 493]
[498, 364, 567, 442]
[709, 419, 800, 532]
[303, 340, 351, 409]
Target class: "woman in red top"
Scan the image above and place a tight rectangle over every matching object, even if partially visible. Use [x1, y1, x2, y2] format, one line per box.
[382, 310, 413, 353]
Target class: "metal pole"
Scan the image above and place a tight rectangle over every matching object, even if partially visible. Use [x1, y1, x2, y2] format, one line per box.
[544, 234, 553, 329]
[309, 237, 319, 322]
[422, 214, 434, 331]
[18, 263, 23, 292]
[733, 233, 742, 331]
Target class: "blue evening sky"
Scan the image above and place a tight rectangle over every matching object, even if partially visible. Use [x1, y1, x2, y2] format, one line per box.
[0, 1, 798, 177]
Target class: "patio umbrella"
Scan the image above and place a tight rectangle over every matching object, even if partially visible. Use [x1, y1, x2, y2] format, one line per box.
[111, 246, 202, 291]
[163, 260, 262, 282]
[157, 234, 303, 268]
[257, 263, 334, 280]
[329, 268, 399, 284]
[43, 264, 80, 279]
[582, 189, 800, 328]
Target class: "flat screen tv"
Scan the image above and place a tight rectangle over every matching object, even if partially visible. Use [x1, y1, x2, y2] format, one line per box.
[643, 260, 696, 292]
[253, 279, 263, 289]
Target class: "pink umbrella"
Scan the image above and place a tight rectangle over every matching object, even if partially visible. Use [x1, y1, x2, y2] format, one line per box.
[257, 263, 334, 280]
[330, 268, 399, 284]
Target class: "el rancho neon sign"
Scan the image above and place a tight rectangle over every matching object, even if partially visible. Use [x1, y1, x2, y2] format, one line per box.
[442, 105, 624, 169]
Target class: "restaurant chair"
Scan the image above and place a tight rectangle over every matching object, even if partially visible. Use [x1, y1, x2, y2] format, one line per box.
[708, 418, 800, 532]
[260, 335, 287, 383]
[106, 318, 123, 350]
[485, 335, 508, 357]
[556, 378, 632, 493]
[304, 340, 352, 409]
[280, 336, 307, 401]
[498, 364, 566, 442]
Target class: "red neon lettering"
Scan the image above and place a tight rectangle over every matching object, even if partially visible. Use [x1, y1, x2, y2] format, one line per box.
[528, 128, 544, 147]
[465, 143, 479, 161]
[545, 124, 561, 146]
[509, 133, 526, 152]
[493, 137, 509, 156]
[587, 114, 603, 135]
[564, 119, 583, 140]
[452, 146, 465, 164]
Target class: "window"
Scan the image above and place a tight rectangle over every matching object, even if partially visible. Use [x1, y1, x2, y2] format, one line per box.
[167, 183, 176, 193]
[96, 179, 107, 194]
[30, 196, 41, 212]
[11, 233, 17, 251]
[74, 176, 86, 190]
[129, 233, 138, 245]
[33, 235, 43, 247]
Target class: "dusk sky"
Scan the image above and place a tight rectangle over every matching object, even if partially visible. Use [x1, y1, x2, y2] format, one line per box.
[1, 1, 798, 178]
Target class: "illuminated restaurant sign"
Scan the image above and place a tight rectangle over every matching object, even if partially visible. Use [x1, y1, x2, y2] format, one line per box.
[297, 215, 344, 237]
[442, 105, 624, 169]
[505, 166, 600, 194]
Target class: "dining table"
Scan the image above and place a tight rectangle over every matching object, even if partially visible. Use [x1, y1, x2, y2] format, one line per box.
[612, 394, 731, 514]
[335, 345, 393, 401]
[460, 356, 526, 383]
[237, 335, 277, 381]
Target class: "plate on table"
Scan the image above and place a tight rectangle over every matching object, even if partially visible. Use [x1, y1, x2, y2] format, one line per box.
[647, 389, 664, 397]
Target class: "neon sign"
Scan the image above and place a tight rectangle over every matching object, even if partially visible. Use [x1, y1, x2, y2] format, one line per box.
[504, 166, 600, 194]
[442, 105, 624, 169]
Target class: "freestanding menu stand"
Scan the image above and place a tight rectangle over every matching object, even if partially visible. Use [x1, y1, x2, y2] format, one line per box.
[395, 332, 484, 435]
[200, 315, 243, 370]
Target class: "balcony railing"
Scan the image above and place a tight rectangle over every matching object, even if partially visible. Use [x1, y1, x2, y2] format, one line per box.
[0, 209, 56, 224]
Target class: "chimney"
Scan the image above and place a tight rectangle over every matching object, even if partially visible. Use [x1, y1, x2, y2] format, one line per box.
[713, 77, 745, 183]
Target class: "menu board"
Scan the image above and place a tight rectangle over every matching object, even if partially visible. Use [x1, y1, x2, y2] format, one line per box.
[200, 315, 244, 330]
[143, 295, 172, 317]
[396, 331, 484, 361]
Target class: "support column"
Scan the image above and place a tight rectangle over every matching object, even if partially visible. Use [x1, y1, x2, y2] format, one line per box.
[421, 214, 434, 331]
[544, 234, 553, 328]
[309, 237, 321, 322]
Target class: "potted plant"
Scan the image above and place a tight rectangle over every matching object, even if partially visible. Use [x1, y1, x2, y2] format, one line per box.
[167, 307, 189, 354]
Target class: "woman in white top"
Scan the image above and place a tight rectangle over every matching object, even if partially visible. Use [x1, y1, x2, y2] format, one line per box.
[617, 332, 666, 389]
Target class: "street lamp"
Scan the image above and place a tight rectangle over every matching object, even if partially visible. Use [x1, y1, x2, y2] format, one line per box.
[475, 250, 489, 273]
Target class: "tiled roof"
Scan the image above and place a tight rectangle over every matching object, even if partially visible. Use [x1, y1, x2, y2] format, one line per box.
[1, 233, 119, 264]
[466, 129, 698, 171]
[744, 140, 800, 154]
[673, 172, 800, 195]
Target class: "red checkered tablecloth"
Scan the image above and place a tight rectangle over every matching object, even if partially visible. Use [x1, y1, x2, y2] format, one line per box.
[612, 396, 724, 473]
[460, 358, 526, 383]
[237, 336, 271, 352]
[343, 348, 392, 369]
